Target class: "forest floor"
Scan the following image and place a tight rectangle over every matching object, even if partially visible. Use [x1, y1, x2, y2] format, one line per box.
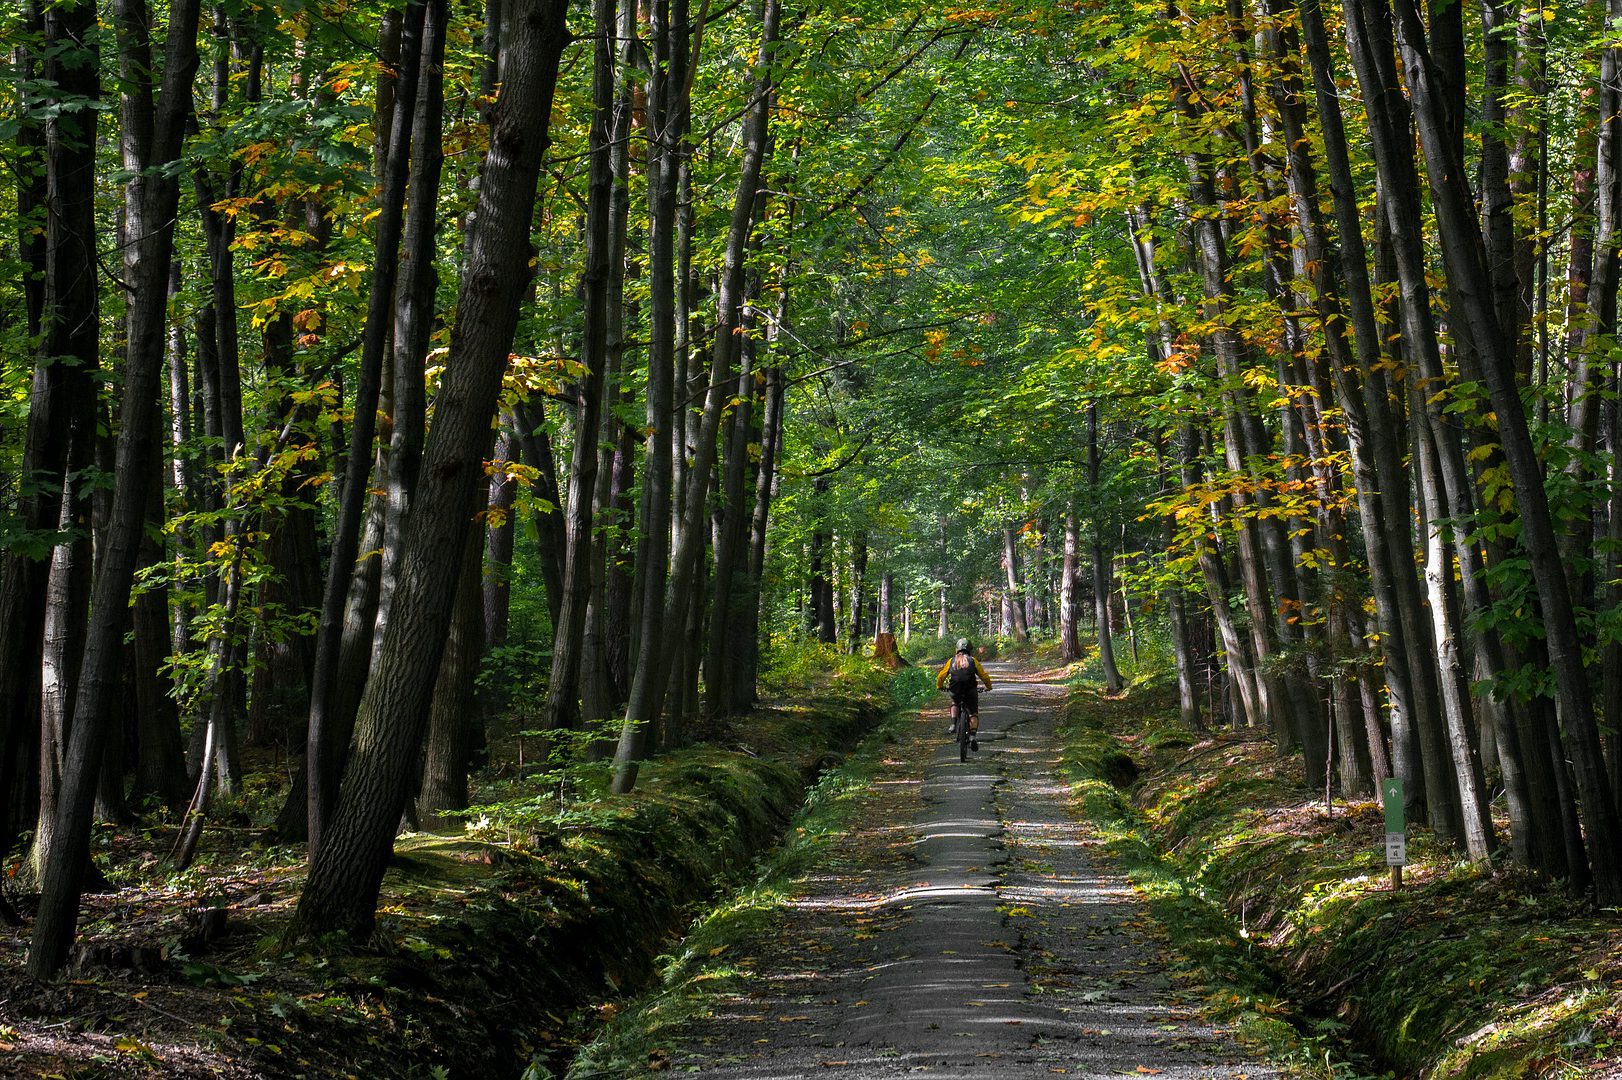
[0, 673, 891, 1079]
[1062, 680, 1622, 1080]
[570, 664, 1283, 1078]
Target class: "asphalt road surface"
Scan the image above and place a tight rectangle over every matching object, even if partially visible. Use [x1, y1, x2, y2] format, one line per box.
[657, 665, 1278, 1078]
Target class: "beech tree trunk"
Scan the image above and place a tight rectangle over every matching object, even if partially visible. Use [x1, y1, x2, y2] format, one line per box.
[622, 0, 687, 729]
[1086, 405, 1122, 691]
[1000, 527, 1029, 643]
[1384, 0, 1622, 898]
[374, 0, 449, 657]
[1059, 505, 1081, 662]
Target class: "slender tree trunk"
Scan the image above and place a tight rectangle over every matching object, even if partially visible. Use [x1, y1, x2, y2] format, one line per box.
[543, 0, 619, 733]
[737, 353, 786, 706]
[848, 534, 869, 653]
[483, 427, 518, 713]
[611, 0, 778, 792]
[305, 0, 429, 857]
[1001, 527, 1030, 643]
[813, 530, 837, 642]
[419, 528, 484, 828]
[707, 294, 761, 704]
[1413, 389, 1493, 861]
[1170, 82, 1318, 762]
[131, 443, 187, 809]
[30, 482, 92, 887]
[29, 0, 200, 976]
[292, 0, 570, 939]
[374, 0, 449, 657]
[1059, 504, 1081, 662]
[0, 0, 59, 892]
[1086, 404, 1122, 690]
[623, 0, 685, 726]
[1183, 427, 1262, 728]
[1386, 0, 1622, 896]
[514, 399, 567, 626]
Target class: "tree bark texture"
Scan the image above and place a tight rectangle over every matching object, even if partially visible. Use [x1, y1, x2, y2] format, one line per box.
[292, 0, 570, 939]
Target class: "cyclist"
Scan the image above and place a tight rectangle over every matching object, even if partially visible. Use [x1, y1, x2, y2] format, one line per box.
[937, 639, 993, 751]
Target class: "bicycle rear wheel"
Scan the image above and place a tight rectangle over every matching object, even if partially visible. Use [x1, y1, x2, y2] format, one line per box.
[958, 713, 970, 762]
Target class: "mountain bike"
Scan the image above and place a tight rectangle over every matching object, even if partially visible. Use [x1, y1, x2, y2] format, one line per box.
[951, 690, 987, 763]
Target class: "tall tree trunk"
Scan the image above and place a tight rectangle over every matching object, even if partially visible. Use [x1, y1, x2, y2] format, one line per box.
[483, 427, 518, 714]
[304, 0, 430, 857]
[706, 298, 761, 705]
[1169, 81, 1319, 764]
[31, 479, 93, 887]
[612, 0, 778, 792]
[737, 353, 786, 706]
[1385, 0, 1622, 897]
[419, 528, 484, 828]
[1059, 504, 1081, 662]
[131, 443, 187, 809]
[292, 0, 570, 940]
[514, 399, 567, 626]
[812, 527, 836, 642]
[1183, 426, 1263, 728]
[848, 534, 869, 653]
[623, 0, 686, 725]
[542, 0, 619, 733]
[0, 0, 84, 887]
[1000, 527, 1030, 643]
[1412, 389, 1493, 860]
[29, 0, 200, 976]
[374, 0, 450, 656]
[1087, 404, 1122, 690]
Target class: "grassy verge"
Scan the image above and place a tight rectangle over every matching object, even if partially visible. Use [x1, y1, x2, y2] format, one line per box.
[1060, 682, 1622, 1080]
[0, 670, 893, 1080]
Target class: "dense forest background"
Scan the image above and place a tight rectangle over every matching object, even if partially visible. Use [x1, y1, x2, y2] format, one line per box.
[5, 0, 1622, 982]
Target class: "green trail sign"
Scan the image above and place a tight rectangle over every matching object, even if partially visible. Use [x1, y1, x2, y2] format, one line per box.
[1382, 777, 1406, 870]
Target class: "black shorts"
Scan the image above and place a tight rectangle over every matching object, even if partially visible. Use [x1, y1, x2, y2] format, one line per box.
[950, 686, 979, 715]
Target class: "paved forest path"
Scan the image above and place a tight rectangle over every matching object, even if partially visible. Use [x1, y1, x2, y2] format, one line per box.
[654, 665, 1278, 1078]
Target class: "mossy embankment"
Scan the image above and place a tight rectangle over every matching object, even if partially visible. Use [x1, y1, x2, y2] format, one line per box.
[0, 669, 898, 1080]
[1061, 683, 1622, 1079]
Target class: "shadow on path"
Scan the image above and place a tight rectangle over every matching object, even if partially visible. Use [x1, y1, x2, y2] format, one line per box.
[661, 666, 1276, 1078]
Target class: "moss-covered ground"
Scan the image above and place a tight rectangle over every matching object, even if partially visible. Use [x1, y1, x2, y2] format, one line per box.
[1059, 680, 1622, 1080]
[0, 660, 896, 1079]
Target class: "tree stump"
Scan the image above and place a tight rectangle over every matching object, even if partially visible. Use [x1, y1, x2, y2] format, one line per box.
[872, 632, 908, 669]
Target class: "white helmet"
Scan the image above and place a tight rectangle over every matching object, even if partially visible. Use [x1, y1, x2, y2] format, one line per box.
[956, 638, 971, 653]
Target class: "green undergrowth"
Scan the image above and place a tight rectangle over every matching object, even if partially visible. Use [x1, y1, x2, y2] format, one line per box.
[1060, 683, 1622, 1080]
[349, 688, 890, 1079]
[2, 676, 889, 1080]
[559, 708, 913, 1079]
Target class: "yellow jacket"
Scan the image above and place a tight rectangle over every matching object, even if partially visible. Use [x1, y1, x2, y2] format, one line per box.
[937, 653, 992, 691]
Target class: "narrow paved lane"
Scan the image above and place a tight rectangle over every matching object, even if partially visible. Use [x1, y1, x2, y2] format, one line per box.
[659, 666, 1277, 1078]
